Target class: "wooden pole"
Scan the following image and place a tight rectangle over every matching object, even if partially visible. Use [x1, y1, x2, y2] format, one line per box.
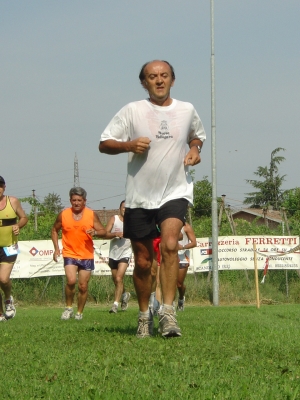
[253, 243, 260, 309]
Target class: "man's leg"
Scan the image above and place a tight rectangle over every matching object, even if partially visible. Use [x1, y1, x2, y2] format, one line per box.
[114, 262, 128, 303]
[159, 218, 183, 337]
[0, 263, 15, 319]
[177, 265, 188, 311]
[177, 265, 188, 300]
[131, 239, 154, 338]
[109, 263, 129, 313]
[61, 265, 77, 320]
[155, 264, 162, 304]
[149, 259, 161, 314]
[131, 239, 153, 312]
[64, 265, 78, 307]
[159, 218, 182, 305]
[77, 269, 91, 314]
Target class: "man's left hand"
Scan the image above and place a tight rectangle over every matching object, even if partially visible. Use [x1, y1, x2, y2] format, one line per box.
[12, 225, 20, 235]
[184, 146, 201, 166]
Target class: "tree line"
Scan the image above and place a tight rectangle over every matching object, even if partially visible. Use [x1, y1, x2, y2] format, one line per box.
[19, 147, 300, 241]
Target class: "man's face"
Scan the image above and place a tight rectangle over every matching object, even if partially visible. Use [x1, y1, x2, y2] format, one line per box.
[0, 184, 5, 197]
[120, 202, 125, 217]
[142, 61, 175, 104]
[70, 195, 86, 212]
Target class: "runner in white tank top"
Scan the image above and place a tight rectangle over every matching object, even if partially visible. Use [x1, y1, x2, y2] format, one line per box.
[105, 201, 132, 314]
[177, 222, 197, 311]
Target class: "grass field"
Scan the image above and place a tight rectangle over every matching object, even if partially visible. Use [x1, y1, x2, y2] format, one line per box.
[1, 304, 300, 399]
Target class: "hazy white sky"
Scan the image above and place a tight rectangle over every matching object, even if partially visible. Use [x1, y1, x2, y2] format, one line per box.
[1, 1, 299, 212]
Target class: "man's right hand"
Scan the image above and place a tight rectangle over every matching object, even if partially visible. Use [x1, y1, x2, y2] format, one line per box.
[53, 250, 61, 262]
[130, 137, 151, 154]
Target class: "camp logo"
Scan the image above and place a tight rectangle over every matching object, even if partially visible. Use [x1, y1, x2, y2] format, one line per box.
[29, 247, 39, 256]
[29, 247, 54, 257]
[156, 120, 173, 139]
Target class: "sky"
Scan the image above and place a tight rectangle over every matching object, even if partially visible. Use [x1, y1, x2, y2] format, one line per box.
[1, 1, 299, 213]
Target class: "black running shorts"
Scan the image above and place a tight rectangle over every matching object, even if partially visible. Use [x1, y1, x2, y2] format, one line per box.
[123, 198, 188, 240]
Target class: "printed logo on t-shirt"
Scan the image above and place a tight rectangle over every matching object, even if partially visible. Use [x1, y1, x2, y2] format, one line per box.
[156, 120, 173, 139]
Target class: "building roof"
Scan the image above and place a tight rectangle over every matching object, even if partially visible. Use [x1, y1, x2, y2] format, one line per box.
[95, 209, 119, 225]
[232, 208, 282, 223]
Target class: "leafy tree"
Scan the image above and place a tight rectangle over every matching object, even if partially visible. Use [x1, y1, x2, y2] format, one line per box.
[244, 147, 286, 210]
[19, 212, 57, 240]
[192, 215, 282, 238]
[19, 193, 62, 240]
[192, 176, 213, 218]
[43, 193, 63, 214]
[282, 187, 300, 217]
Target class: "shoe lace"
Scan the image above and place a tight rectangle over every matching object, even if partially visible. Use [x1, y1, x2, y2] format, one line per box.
[137, 318, 151, 336]
[160, 311, 178, 327]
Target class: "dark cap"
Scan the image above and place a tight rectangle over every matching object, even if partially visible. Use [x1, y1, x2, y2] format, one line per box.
[0, 176, 6, 185]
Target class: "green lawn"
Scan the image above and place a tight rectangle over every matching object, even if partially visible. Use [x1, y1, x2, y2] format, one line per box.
[1, 304, 300, 399]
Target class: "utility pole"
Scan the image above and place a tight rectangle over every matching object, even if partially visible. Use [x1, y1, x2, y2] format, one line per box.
[32, 189, 37, 231]
[218, 195, 226, 230]
[211, 0, 219, 305]
[74, 153, 80, 187]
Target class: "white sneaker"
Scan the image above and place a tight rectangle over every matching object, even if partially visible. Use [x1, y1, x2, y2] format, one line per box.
[109, 304, 118, 314]
[121, 292, 131, 311]
[159, 307, 182, 337]
[136, 310, 154, 338]
[75, 313, 83, 320]
[5, 296, 16, 319]
[177, 296, 185, 311]
[61, 308, 74, 320]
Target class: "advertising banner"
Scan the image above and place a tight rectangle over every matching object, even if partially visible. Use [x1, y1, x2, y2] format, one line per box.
[192, 235, 300, 272]
[10, 236, 300, 279]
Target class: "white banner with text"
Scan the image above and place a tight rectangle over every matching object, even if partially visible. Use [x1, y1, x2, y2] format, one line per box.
[10, 236, 300, 279]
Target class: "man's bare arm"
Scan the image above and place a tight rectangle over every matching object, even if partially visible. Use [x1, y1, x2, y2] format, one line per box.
[86, 212, 107, 238]
[51, 213, 62, 261]
[99, 138, 151, 155]
[10, 197, 28, 235]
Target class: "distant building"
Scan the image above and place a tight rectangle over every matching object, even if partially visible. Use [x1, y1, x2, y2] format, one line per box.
[231, 208, 282, 230]
[95, 209, 119, 225]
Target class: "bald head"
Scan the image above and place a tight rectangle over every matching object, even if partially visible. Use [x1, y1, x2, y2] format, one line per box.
[139, 60, 175, 84]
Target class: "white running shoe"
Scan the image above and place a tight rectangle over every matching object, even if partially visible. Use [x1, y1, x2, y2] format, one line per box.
[109, 304, 118, 314]
[61, 308, 74, 320]
[75, 313, 83, 320]
[5, 296, 16, 319]
[121, 292, 131, 311]
[136, 310, 154, 338]
[177, 296, 185, 311]
[159, 306, 182, 337]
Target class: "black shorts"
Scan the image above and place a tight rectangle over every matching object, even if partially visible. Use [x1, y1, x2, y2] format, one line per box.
[123, 198, 188, 240]
[0, 247, 18, 264]
[108, 257, 130, 270]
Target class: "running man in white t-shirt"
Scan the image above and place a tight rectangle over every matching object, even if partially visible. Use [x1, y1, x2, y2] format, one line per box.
[99, 60, 206, 338]
[105, 200, 132, 314]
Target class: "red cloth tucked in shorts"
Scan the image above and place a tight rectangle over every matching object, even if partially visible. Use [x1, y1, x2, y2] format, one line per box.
[153, 237, 161, 265]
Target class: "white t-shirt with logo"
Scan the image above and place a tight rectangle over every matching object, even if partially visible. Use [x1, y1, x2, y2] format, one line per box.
[101, 99, 206, 209]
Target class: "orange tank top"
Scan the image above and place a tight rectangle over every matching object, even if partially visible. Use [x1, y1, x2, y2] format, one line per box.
[61, 207, 94, 259]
